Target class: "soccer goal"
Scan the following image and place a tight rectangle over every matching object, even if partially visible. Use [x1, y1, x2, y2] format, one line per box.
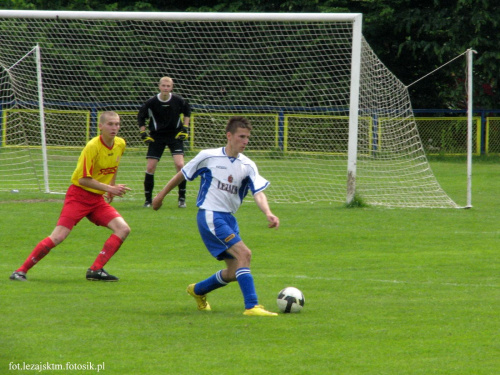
[0, 10, 458, 208]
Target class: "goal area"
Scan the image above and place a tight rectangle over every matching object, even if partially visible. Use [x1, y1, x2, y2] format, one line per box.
[0, 11, 458, 208]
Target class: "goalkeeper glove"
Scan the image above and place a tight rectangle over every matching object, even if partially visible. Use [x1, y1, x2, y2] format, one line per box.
[140, 130, 154, 145]
[175, 126, 189, 141]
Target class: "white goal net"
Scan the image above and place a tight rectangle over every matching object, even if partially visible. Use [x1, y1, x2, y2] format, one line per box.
[0, 11, 458, 208]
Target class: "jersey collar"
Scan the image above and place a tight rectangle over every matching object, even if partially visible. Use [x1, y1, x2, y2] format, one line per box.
[99, 135, 114, 150]
[222, 147, 239, 162]
[157, 93, 172, 102]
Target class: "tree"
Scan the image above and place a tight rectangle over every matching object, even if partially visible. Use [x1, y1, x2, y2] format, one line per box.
[1, 0, 498, 109]
[351, 0, 499, 109]
[182, 0, 500, 109]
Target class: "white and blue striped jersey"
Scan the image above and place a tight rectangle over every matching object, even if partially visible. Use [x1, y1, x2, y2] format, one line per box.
[182, 147, 270, 214]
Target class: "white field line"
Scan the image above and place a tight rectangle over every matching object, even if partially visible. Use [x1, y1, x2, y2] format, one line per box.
[33, 266, 499, 288]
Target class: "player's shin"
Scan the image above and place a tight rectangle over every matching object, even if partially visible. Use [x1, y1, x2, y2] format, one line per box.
[89, 234, 123, 271]
[18, 237, 56, 273]
[235, 267, 258, 309]
[144, 172, 154, 202]
[194, 270, 228, 295]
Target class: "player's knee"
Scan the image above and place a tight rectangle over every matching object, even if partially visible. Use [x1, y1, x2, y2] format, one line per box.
[49, 226, 70, 245]
[239, 248, 252, 264]
[146, 160, 158, 174]
[50, 233, 67, 245]
[118, 223, 131, 239]
[112, 221, 131, 240]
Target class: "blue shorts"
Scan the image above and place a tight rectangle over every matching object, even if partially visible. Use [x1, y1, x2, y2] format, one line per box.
[197, 210, 241, 260]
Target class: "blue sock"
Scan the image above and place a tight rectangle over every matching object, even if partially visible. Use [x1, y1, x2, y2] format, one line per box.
[194, 270, 228, 295]
[236, 267, 258, 309]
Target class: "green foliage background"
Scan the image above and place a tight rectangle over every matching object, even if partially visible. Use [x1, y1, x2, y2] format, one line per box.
[1, 0, 498, 110]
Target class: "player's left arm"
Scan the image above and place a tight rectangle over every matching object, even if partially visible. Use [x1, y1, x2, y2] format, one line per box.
[183, 115, 190, 128]
[176, 100, 191, 140]
[183, 99, 191, 128]
[105, 173, 118, 203]
[78, 177, 131, 199]
[254, 191, 280, 229]
[176, 118, 190, 141]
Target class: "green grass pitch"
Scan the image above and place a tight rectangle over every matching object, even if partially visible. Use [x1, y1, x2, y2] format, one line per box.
[0, 160, 499, 374]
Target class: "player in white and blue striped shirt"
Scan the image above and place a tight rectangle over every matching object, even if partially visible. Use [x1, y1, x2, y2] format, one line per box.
[153, 116, 280, 316]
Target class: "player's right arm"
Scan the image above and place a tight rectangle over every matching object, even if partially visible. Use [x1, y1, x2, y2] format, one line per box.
[137, 99, 150, 129]
[138, 100, 154, 144]
[152, 171, 186, 211]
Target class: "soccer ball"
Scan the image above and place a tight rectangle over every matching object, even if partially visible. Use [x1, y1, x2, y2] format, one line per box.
[277, 287, 305, 313]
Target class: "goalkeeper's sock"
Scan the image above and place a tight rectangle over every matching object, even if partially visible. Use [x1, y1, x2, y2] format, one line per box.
[144, 172, 154, 202]
[89, 234, 123, 271]
[18, 237, 55, 273]
[194, 270, 228, 295]
[236, 267, 259, 309]
[178, 180, 187, 200]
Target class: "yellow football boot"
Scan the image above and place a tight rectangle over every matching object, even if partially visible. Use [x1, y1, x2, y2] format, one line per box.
[243, 305, 278, 317]
[187, 284, 211, 311]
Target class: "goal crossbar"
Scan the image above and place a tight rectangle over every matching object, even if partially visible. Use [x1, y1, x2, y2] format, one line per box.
[0, 10, 361, 22]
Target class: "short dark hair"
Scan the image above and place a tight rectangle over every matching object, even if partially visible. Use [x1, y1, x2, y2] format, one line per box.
[226, 116, 252, 134]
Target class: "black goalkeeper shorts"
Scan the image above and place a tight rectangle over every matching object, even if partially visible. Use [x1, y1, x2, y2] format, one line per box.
[146, 137, 184, 160]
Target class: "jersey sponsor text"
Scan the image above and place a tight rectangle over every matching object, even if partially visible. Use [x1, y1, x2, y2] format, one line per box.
[217, 180, 238, 194]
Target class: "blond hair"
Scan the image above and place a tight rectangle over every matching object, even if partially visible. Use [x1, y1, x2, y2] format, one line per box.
[159, 76, 173, 85]
[99, 111, 120, 124]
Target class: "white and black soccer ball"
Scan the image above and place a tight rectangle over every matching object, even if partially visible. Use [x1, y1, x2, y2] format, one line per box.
[277, 287, 305, 313]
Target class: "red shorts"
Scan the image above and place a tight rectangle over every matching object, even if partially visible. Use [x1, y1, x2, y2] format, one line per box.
[57, 185, 122, 230]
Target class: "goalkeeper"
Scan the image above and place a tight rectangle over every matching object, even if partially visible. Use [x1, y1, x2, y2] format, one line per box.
[138, 76, 191, 208]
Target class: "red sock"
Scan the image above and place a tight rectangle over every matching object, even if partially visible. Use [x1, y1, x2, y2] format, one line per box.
[90, 234, 123, 271]
[18, 237, 56, 273]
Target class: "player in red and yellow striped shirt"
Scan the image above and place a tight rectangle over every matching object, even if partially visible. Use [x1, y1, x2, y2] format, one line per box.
[10, 111, 131, 282]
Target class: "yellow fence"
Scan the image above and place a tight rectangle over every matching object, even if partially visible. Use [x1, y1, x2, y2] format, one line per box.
[1, 109, 497, 155]
[414, 117, 482, 155]
[486, 117, 500, 153]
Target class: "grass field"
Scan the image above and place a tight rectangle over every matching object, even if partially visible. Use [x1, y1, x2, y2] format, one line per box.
[0, 160, 499, 375]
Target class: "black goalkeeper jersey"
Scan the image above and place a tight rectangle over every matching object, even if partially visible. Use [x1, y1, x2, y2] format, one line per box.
[138, 93, 191, 138]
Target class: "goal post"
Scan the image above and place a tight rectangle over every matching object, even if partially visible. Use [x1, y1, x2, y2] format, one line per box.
[466, 48, 476, 209]
[347, 14, 362, 204]
[35, 43, 51, 194]
[0, 10, 458, 208]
